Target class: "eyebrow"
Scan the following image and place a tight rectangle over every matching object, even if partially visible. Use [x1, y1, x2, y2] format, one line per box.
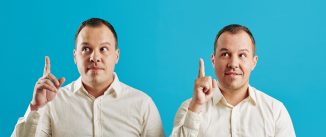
[80, 42, 90, 47]
[100, 42, 111, 46]
[219, 48, 250, 52]
[79, 42, 112, 48]
[239, 49, 250, 52]
[219, 48, 229, 52]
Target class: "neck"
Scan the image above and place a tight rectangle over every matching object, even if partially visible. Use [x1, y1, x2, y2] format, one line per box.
[219, 84, 249, 106]
[83, 76, 114, 98]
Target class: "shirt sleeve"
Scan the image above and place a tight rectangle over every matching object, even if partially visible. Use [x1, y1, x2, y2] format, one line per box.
[11, 105, 52, 137]
[170, 99, 202, 137]
[141, 97, 165, 137]
[274, 102, 296, 137]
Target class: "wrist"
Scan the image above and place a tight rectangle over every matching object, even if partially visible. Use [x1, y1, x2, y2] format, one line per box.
[30, 102, 40, 111]
[188, 100, 204, 113]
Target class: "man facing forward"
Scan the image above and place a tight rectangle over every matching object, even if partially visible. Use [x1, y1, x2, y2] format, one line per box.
[171, 24, 295, 137]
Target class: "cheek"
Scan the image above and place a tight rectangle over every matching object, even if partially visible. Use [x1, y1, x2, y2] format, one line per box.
[240, 62, 252, 74]
[214, 63, 225, 75]
[103, 56, 116, 65]
[76, 57, 89, 68]
[214, 60, 225, 69]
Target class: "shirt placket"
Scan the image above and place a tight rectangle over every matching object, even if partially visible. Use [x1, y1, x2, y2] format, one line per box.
[93, 97, 102, 137]
[230, 106, 239, 137]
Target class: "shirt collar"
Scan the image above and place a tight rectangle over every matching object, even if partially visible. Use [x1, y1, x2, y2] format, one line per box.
[212, 84, 257, 106]
[73, 72, 122, 98]
[212, 87, 224, 105]
[248, 85, 257, 105]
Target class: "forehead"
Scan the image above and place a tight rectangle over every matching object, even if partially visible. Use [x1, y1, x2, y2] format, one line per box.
[76, 25, 116, 46]
[216, 31, 254, 53]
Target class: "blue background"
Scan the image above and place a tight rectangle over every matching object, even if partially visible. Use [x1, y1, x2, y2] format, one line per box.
[1, 0, 325, 136]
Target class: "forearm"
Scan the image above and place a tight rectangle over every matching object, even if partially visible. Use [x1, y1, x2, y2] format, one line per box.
[170, 106, 201, 137]
[11, 106, 40, 137]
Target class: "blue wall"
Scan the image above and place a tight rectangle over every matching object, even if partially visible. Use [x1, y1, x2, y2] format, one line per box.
[1, 0, 325, 136]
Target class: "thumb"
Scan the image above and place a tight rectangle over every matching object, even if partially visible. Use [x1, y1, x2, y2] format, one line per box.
[58, 77, 66, 87]
[207, 79, 217, 99]
[212, 79, 218, 89]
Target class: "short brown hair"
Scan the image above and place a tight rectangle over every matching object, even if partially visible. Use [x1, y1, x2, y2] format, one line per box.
[75, 18, 118, 49]
[214, 24, 256, 56]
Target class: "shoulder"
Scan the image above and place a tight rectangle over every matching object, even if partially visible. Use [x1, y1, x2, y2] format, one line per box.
[254, 88, 278, 101]
[251, 87, 288, 115]
[119, 82, 151, 100]
[117, 81, 161, 114]
[117, 81, 158, 109]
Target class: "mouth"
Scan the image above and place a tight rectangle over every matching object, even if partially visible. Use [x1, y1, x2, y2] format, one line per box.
[224, 72, 242, 76]
[87, 67, 104, 71]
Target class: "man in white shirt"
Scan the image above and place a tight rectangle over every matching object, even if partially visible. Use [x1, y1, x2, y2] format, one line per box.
[12, 18, 164, 137]
[170, 24, 296, 137]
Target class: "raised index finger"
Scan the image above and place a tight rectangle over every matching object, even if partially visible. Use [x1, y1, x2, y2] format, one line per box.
[43, 56, 51, 76]
[198, 58, 205, 78]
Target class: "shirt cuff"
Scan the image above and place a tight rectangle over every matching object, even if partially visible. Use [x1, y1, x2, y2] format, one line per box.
[183, 110, 201, 130]
[25, 107, 41, 125]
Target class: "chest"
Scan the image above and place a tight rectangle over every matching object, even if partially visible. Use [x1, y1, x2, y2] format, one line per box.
[198, 104, 275, 137]
[49, 97, 143, 137]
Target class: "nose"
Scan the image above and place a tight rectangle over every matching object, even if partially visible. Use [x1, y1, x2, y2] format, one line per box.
[227, 56, 239, 69]
[90, 50, 101, 63]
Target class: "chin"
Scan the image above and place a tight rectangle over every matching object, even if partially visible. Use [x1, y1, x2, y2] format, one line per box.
[222, 80, 245, 90]
[84, 75, 100, 83]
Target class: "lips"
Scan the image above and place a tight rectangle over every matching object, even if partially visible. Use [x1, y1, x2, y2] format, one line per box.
[87, 66, 104, 71]
[225, 71, 242, 76]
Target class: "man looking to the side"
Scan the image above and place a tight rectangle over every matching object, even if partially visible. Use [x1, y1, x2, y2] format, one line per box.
[12, 18, 164, 137]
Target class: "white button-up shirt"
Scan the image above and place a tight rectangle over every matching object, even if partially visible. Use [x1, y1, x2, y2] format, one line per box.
[170, 85, 295, 137]
[12, 73, 165, 137]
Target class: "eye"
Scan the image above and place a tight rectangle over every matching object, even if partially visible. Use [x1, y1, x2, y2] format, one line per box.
[221, 52, 229, 57]
[81, 47, 90, 52]
[100, 47, 109, 52]
[239, 53, 247, 58]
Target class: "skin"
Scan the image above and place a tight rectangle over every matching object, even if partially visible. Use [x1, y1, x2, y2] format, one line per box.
[74, 24, 119, 98]
[30, 56, 65, 111]
[30, 24, 119, 111]
[189, 30, 258, 112]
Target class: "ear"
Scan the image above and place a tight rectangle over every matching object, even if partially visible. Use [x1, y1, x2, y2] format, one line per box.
[251, 55, 258, 71]
[115, 48, 120, 64]
[73, 49, 77, 64]
[211, 53, 215, 69]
